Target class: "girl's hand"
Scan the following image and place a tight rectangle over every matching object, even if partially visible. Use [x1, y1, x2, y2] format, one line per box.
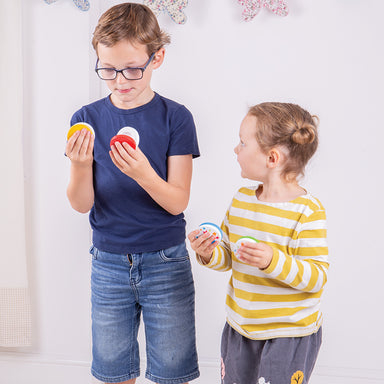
[109, 142, 153, 181]
[188, 229, 219, 264]
[65, 129, 94, 167]
[237, 241, 273, 269]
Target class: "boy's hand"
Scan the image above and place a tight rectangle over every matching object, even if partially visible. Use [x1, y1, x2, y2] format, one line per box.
[236, 241, 273, 269]
[187, 229, 218, 264]
[65, 129, 94, 166]
[109, 141, 153, 181]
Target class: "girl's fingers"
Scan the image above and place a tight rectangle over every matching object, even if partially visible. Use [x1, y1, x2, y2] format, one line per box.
[188, 229, 217, 254]
[188, 229, 200, 242]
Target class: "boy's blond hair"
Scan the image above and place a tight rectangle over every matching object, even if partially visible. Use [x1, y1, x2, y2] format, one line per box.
[92, 3, 170, 55]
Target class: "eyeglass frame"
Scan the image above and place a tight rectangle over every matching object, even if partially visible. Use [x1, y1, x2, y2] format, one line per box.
[95, 52, 156, 81]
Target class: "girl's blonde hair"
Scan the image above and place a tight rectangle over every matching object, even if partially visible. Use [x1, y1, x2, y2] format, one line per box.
[248, 102, 319, 182]
[92, 3, 170, 55]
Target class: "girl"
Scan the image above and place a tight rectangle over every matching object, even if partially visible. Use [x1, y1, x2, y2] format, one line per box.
[188, 102, 329, 384]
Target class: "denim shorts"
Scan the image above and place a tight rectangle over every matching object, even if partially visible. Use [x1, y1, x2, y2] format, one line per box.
[89, 242, 200, 384]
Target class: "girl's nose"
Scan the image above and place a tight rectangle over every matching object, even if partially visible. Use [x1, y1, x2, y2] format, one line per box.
[234, 144, 239, 154]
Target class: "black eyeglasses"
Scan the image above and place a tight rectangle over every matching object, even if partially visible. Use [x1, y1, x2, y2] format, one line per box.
[95, 53, 155, 81]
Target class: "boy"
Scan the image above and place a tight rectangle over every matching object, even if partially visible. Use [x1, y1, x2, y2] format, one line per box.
[65, 4, 200, 384]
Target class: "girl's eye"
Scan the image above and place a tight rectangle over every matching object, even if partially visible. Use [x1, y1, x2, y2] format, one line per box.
[240, 141, 245, 147]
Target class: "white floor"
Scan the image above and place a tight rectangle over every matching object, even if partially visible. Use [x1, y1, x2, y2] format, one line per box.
[1, 356, 384, 384]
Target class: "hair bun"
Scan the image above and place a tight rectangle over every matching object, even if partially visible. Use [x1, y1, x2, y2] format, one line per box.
[291, 124, 316, 145]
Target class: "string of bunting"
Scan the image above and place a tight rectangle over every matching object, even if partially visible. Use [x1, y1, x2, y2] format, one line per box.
[42, 0, 289, 22]
[238, 0, 289, 21]
[43, 0, 90, 11]
[143, 0, 288, 24]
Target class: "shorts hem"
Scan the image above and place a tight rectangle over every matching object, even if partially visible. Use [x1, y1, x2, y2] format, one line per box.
[146, 370, 200, 384]
[91, 369, 140, 383]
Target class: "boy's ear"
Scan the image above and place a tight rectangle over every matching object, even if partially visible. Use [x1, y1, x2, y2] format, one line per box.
[152, 48, 165, 69]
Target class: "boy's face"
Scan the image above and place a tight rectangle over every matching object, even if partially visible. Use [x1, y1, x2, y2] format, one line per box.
[96, 40, 164, 109]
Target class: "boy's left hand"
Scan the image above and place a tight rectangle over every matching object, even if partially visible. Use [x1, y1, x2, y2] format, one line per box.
[237, 241, 273, 270]
[110, 141, 154, 181]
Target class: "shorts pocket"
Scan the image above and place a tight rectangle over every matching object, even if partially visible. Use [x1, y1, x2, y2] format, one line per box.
[89, 245, 99, 260]
[159, 242, 189, 262]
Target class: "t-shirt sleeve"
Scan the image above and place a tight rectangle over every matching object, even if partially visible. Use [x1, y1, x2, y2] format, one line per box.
[167, 105, 200, 158]
[70, 108, 85, 127]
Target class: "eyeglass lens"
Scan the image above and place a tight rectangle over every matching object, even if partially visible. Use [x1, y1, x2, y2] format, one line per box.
[97, 68, 143, 80]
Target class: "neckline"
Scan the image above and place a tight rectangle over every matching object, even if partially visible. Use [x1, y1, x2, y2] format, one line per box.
[105, 92, 159, 114]
[253, 184, 308, 204]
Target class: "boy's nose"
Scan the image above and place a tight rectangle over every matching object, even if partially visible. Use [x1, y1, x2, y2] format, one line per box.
[116, 72, 129, 83]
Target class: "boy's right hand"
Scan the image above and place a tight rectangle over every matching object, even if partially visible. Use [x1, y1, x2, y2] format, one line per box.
[65, 129, 94, 166]
[187, 229, 219, 264]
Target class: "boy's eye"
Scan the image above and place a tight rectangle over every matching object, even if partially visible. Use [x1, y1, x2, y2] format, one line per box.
[98, 68, 116, 77]
[240, 141, 245, 147]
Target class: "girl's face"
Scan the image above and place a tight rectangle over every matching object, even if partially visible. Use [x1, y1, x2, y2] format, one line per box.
[97, 40, 163, 109]
[234, 115, 269, 181]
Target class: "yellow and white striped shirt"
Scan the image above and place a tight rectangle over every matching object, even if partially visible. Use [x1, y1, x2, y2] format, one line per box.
[200, 185, 329, 340]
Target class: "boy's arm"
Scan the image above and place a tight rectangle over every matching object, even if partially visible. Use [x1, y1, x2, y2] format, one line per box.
[110, 143, 192, 215]
[66, 129, 95, 213]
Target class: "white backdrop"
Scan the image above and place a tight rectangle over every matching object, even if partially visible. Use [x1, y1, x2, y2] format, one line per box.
[0, 0, 31, 347]
[0, 0, 383, 383]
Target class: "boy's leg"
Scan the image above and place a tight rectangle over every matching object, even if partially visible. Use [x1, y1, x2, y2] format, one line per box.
[90, 246, 141, 383]
[137, 243, 200, 384]
[105, 380, 136, 384]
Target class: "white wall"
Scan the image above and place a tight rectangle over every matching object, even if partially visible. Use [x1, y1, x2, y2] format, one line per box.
[1, 0, 384, 383]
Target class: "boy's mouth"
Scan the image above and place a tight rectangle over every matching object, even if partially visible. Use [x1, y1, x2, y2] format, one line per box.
[117, 88, 133, 94]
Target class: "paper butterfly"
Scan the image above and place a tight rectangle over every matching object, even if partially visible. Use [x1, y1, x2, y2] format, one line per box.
[238, 0, 288, 21]
[143, 0, 188, 24]
[43, 0, 90, 11]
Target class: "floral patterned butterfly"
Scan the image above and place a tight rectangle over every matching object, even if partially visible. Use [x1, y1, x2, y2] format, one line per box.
[238, 0, 288, 21]
[43, 0, 90, 11]
[143, 0, 188, 24]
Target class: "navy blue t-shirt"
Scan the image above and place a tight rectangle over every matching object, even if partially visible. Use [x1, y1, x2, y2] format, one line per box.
[71, 93, 200, 254]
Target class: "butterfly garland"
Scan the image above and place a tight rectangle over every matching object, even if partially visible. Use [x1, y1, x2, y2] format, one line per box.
[143, 0, 188, 25]
[238, 0, 289, 21]
[42, 0, 288, 22]
[43, 0, 90, 11]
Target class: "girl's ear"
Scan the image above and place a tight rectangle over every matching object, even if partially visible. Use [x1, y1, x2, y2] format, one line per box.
[152, 48, 165, 69]
[266, 148, 281, 169]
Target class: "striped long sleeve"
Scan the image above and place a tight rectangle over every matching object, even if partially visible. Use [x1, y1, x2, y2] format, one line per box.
[200, 185, 329, 340]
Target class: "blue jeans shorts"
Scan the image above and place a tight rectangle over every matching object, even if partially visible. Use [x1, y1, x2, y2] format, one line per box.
[90, 242, 200, 384]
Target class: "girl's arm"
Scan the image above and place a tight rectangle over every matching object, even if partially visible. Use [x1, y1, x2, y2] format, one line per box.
[110, 142, 191, 215]
[238, 210, 329, 293]
[66, 129, 95, 213]
[188, 211, 233, 271]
